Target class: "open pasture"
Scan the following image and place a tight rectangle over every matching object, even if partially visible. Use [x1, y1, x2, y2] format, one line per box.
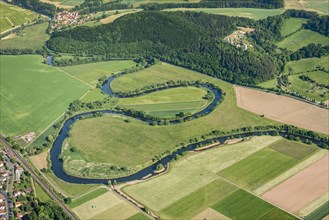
[0, 22, 50, 50]
[123, 136, 281, 212]
[165, 8, 283, 20]
[72, 190, 139, 219]
[263, 155, 329, 213]
[276, 29, 329, 52]
[0, 2, 37, 33]
[284, 0, 329, 15]
[0, 55, 90, 136]
[284, 56, 329, 74]
[117, 87, 209, 118]
[59, 60, 136, 86]
[235, 86, 329, 134]
[282, 18, 308, 37]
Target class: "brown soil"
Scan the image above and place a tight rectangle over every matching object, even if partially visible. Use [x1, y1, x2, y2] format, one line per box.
[192, 208, 230, 220]
[262, 155, 329, 213]
[30, 151, 48, 170]
[235, 86, 329, 134]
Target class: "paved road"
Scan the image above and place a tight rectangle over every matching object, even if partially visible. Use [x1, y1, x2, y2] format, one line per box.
[0, 135, 78, 220]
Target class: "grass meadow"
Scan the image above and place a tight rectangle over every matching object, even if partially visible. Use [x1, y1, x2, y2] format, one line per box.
[281, 18, 308, 37]
[69, 188, 108, 208]
[218, 139, 317, 190]
[0, 55, 90, 136]
[34, 180, 51, 202]
[284, 56, 329, 74]
[0, 2, 37, 33]
[0, 22, 49, 50]
[59, 60, 137, 86]
[276, 29, 329, 52]
[165, 8, 284, 20]
[117, 87, 209, 118]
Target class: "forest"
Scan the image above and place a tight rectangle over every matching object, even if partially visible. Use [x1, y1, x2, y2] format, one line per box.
[12, 0, 57, 17]
[47, 11, 277, 84]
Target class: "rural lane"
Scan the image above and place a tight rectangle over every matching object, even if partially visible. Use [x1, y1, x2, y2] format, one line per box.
[0, 135, 78, 220]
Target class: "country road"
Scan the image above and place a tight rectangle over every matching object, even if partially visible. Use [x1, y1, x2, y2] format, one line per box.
[0, 135, 78, 220]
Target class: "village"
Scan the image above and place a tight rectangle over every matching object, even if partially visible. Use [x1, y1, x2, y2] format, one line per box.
[51, 10, 91, 31]
[0, 146, 34, 220]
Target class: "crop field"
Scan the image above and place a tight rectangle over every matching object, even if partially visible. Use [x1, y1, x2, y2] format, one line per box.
[59, 60, 137, 86]
[127, 213, 150, 220]
[69, 188, 108, 208]
[123, 136, 280, 211]
[124, 136, 298, 219]
[282, 18, 308, 37]
[235, 86, 329, 134]
[276, 29, 329, 52]
[263, 155, 329, 213]
[305, 201, 329, 220]
[0, 22, 50, 50]
[165, 8, 283, 20]
[117, 87, 209, 118]
[285, 0, 329, 15]
[287, 72, 329, 102]
[0, 2, 37, 33]
[284, 56, 329, 74]
[0, 55, 90, 136]
[72, 190, 139, 219]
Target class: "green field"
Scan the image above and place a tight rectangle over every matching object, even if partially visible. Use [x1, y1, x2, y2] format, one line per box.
[117, 87, 210, 118]
[218, 139, 317, 190]
[123, 136, 281, 211]
[34, 181, 51, 202]
[277, 29, 329, 52]
[305, 201, 329, 220]
[282, 18, 308, 37]
[284, 56, 329, 74]
[0, 2, 38, 33]
[258, 78, 277, 89]
[67, 63, 278, 178]
[0, 55, 90, 136]
[127, 213, 150, 220]
[165, 8, 284, 20]
[307, 71, 329, 84]
[0, 22, 49, 50]
[212, 189, 296, 220]
[69, 188, 108, 208]
[59, 60, 137, 86]
[287, 72, 328, 102]
[285, 0, 329, 15]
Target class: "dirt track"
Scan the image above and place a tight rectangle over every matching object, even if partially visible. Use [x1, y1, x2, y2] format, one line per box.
[262, 155, 329, 213]
[235, 86, 329, 134]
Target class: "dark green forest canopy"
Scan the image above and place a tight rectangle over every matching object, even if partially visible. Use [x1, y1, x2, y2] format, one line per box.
[47, 11, 277, 84]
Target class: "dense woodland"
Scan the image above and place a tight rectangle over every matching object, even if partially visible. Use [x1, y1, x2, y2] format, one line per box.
[48, 11, 278, 84]
[11, 0, 57, 17]
[304, 16, 329, 37]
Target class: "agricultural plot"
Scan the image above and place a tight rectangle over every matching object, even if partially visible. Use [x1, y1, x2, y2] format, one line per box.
[72, 190, 139, 219]
[165, 8, 283, 20]
[124, 136, 297, 219]
[0, 55, 90, 136]
[263, 155, 329, 213]
[40, 0, 83, 8]
[284, 56, 329, 74]
[281, 18, 308, 37]
[127, 213, 150, 220]
[284, 0, 329, 15]
[305, 201, 329, 220]
[59, 60, 137, 86]
[117, 87, 210, 118]
[276, 29, 329, 52]
[235, 86, 329, 134]
[69, 188, 108, 208]
[100, 9, 142, 24]
[0, 22, 50, 50]
[0, 2, 38, 33]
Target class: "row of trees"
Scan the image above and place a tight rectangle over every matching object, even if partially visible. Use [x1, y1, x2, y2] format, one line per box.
[304, 16, 329, 37]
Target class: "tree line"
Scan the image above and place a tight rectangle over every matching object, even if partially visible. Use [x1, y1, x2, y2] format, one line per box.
[11, 0, 57, 17]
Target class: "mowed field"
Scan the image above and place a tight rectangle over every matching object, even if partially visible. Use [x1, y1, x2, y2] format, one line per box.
[263, 155, 329, 213]
[281, 17, 308, 37]
[69, 63, 278, 174]
[276, 29, 329, 52]
[72, 188, 140, 219]
[235, 86, 329, 134]
[0, 22, 50, 50]
[117, 87, 210, 118]
[165, 8, 283, 20]
[0, 2, 37, 33]
[285, 0, 329, 15]
[59, 60, 137, 86]
[0, 55, 90, 136]
[124, 136, 299, 219]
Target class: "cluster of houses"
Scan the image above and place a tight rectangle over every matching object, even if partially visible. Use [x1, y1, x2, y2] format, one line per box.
[0, 194, 6, 220]
[13, 132, 36, 144]
[51, 11, 91, 31]
[224, 27, 254, 50]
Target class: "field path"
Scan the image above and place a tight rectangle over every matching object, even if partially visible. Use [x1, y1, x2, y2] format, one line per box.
[235, 86, 329, 134]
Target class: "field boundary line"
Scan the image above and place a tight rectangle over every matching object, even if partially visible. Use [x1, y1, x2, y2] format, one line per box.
[5, 17, 14, 27]
[71, 185, 104, 201]
[55, 67, 93, 88]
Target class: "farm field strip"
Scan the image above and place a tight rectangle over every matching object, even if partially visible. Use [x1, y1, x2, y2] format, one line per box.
[235, 86, 329, 134]
[298, 192, 329, 217]
[69, 187, 108, 208]
[262, 155, 329, 213]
